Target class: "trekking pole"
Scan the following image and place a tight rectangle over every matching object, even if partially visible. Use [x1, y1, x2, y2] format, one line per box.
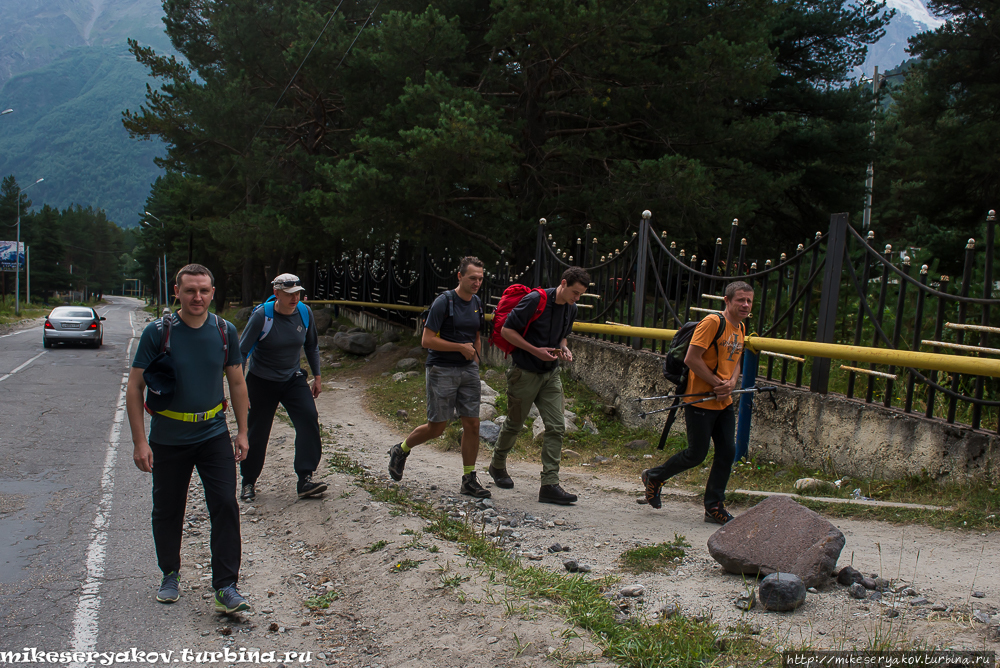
[639, 386, 776, 418]
[633, 391, 713, 404]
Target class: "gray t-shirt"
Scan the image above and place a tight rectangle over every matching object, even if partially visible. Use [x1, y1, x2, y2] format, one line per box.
[239, 304, 321, 382]
[424, 290, 482, 367]
[504, 288, 577, 374]
[132, 313, 242, 445]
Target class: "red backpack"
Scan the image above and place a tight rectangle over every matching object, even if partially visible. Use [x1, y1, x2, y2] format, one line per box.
[490, 285, 548, 357]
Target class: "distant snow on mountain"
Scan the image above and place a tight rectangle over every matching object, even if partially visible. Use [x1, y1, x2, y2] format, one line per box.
[885, 0, 945, 29]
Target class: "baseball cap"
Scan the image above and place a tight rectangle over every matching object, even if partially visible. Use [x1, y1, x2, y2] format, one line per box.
[272, 273, 305, 293]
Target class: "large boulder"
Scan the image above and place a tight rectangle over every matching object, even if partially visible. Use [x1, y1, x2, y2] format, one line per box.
[707, 495, 845, 588]
[313, 308, 333, 335]
[317, 335, 338, 350]
[381, 329, 402, 343]
[406, 346, 426, 358]
[396, 358, 420, 370]
[333, 331, 377, 355]
[480, 404, 497, 421]
[532, 417, 546, 441]
[481, 381, 498, 405]
[480, 420, 501, 444]
[758, 573, 807, 612]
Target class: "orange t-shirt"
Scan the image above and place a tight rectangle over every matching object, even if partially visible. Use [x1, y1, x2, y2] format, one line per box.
[684, 313, 745, 410]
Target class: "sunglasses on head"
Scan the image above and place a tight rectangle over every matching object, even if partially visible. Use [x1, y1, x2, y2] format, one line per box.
[274, 280, 302, 288]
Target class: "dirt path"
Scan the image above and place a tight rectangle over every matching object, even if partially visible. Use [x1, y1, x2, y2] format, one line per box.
[170, 373, 998, 666]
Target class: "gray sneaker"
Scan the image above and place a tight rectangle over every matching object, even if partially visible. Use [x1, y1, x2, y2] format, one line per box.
[156, 571, 180, 603]
[214, 584, 250, 613]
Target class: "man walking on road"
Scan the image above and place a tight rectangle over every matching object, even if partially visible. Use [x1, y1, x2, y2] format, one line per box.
[388, 257, 490, 498]
[489, 266, 589, 506]
[126, 264, 251, 613]
[640, 280, 752, 524]
[238, 273, 327, 501]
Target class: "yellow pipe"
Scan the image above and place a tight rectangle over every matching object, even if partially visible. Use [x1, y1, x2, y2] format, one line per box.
[325, 300, 1000, 377]
[309, 300, 425, 313]
[745, 336, 1000, 378]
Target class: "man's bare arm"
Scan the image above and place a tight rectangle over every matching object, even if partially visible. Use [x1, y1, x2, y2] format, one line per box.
[125, 367, 153, 472]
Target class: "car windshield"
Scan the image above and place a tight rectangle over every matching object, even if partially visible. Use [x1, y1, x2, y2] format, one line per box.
[52, 308, 95, 318]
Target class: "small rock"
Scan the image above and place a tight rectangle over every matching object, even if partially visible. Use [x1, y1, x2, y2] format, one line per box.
[592, 455, 610, 464]
[578, 564, 592, 573]
[376, 342, 395, 354]
[562, 449, 581, 459]
[526, 554, 543, 561]
[553, 519, 565, 526]
[973, 610, 991, 624]
[734, 593, 756, 611]
[874, 577, 890, 591]
[620, 585, 645, 598]
[479, 404, 497, 421]
[885, 609, 900, 618]
[330, 362, 342, 368]
[794, 478, 834, 492]
[758, 572, 807, 612]
[931, 603, 947, 611]
[868, 591, 882, 602]
[563, 559, 579, 572]
[837, 566, 864, 587]
[480, 381, 498, 402]
[910, 597, 929, 606]
[972, 591, 986, 598]
[625, 439, 650, 450]
[396, 409, 408, 419]
[391, 372, 408, 382]
[527, 403, 540, 419]
[807, 587, 819, 594]
[269, 622, 280, 632]
[261, 607, 274, 614]
[660, 603, 681, 618]
[406, 346, 426, 358]
[901, 587, 918, 596]
[548, 543, 563, 553]
[849, 583, 868, 599]
[396, 357, 420, 370]
[405, 370, 419, 378]
[479, 420, 501, 444]
[862, 577, 877, 590]
[487, 636, 499, 644]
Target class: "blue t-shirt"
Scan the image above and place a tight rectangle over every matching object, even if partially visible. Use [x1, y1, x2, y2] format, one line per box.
[132, 313, 242, 445]
[424, 291, 482, 367]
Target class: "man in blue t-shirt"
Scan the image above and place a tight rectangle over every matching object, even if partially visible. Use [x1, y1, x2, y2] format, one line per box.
[238, 273, 326, 502]
[387, 256, 490, 498]
[126, 264, 251, 614]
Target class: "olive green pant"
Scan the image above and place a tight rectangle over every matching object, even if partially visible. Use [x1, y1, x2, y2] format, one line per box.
[491, 366, 565, 486]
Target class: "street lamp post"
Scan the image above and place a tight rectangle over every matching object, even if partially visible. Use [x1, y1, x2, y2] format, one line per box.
[15, 177, 44, 316]
[142, 212, 168, 309]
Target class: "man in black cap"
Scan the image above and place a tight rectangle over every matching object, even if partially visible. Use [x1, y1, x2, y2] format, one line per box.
[126, 263, 251, 613]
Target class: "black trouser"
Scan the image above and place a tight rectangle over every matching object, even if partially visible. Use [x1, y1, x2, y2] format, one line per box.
[241, 370, 321, 484]
[150, 431, 241, 591]
[645, 404, 736, 509]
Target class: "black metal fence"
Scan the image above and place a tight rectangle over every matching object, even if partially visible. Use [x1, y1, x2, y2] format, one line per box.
[313, 210, 999, 434]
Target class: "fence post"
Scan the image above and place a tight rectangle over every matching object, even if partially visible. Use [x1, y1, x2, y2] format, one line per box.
[630, 210, 651, 348]
[533, 219, 545, 288]
[810, 212, 848, 393]
[734, 348, 759, 462]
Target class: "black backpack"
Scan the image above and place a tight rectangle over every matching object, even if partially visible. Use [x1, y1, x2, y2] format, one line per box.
[663, 313, 728, 391]
[420, 290, 486, 337]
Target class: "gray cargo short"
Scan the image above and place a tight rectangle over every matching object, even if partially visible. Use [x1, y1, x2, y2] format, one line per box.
[425, 364, 481, 422]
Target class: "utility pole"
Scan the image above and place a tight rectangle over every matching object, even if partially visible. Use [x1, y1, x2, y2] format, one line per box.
[862, 66, 882, 231]
[15, 177, 44, 315]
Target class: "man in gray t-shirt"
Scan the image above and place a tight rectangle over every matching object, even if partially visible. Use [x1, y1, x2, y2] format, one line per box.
[387, 256, 491, 499]
[238, 273, 327, 502]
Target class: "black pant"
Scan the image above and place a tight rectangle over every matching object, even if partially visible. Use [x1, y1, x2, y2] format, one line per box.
[150, 431, 241, 591]
[241, 370, 321, 484]
[645, 404, 736, 508]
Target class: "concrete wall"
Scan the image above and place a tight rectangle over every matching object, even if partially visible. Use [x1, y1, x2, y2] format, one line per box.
[564, 335, 1000, 484]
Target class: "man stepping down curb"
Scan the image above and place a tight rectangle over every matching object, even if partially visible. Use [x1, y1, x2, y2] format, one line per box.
[490, 267, 589, 505]
[126, 264, 251, 613]
[239, 273, 327, 501]
[388, 257, 490, 499]
[641, 280, 752, 524]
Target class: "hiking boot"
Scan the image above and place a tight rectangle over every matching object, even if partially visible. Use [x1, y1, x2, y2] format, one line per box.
[214, 584, 250, 614]
[487, 464, 513, 489]
[239, 483, 256, 502]
[704, 503, 734, 525]
[156, 571, 180, 603]
[460, 472, 492, 499]
[297, 474, 328, 498]
[387, 443, 409, 481]
[538, 484, 577, 505]
[641, 470, 663, 510]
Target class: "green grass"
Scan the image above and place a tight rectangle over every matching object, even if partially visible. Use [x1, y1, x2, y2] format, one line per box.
[303, 590, 340, 610]
[391, 559, 422, 573]
[620, 535, 690, 574]
[366, 539, 389, 553]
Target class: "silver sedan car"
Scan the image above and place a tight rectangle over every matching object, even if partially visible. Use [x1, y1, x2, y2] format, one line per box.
[43, 306, 105, 348]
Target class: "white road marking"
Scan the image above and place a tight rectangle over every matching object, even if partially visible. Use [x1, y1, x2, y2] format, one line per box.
[68, 308, 139, 666]
[0, 327, 39, 339]
[0, 351, 47, 383]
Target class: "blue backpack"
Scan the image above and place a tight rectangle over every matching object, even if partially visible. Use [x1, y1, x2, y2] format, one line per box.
[245, 296, 311, 359]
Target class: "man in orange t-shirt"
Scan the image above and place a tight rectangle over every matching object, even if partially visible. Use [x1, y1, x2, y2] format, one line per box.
[641, 281, 753, 524]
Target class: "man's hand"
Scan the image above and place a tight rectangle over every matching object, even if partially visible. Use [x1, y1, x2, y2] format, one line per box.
[133, 441, 153, 473]
[557, 345, 573, 362]
[233, 433, 249, 462]
[456, 342, 476, 361]
[532, 347, 559, 361]
[311, 376, 323, 398]
[713, 374, 739, 399]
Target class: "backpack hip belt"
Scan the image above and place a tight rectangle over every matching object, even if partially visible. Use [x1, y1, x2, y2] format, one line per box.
[145, 399, 229, 422]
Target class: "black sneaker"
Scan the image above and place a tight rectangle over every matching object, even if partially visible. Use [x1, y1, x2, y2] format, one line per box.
[460, 472, 492, 499]
[704, 503, 734, 525]
[239, 483, 256, 502]
[641, 470, 663, 510]
[156, 571, 180, 603]
[388, 443, 409, 481]
[538, 484, 577, 505]
[214, 584, 250, 614]
[297, 474, 328, 498]
[487, 464, 513, 489]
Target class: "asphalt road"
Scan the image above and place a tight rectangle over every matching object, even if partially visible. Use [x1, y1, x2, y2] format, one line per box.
[0, 297, 177, 661]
